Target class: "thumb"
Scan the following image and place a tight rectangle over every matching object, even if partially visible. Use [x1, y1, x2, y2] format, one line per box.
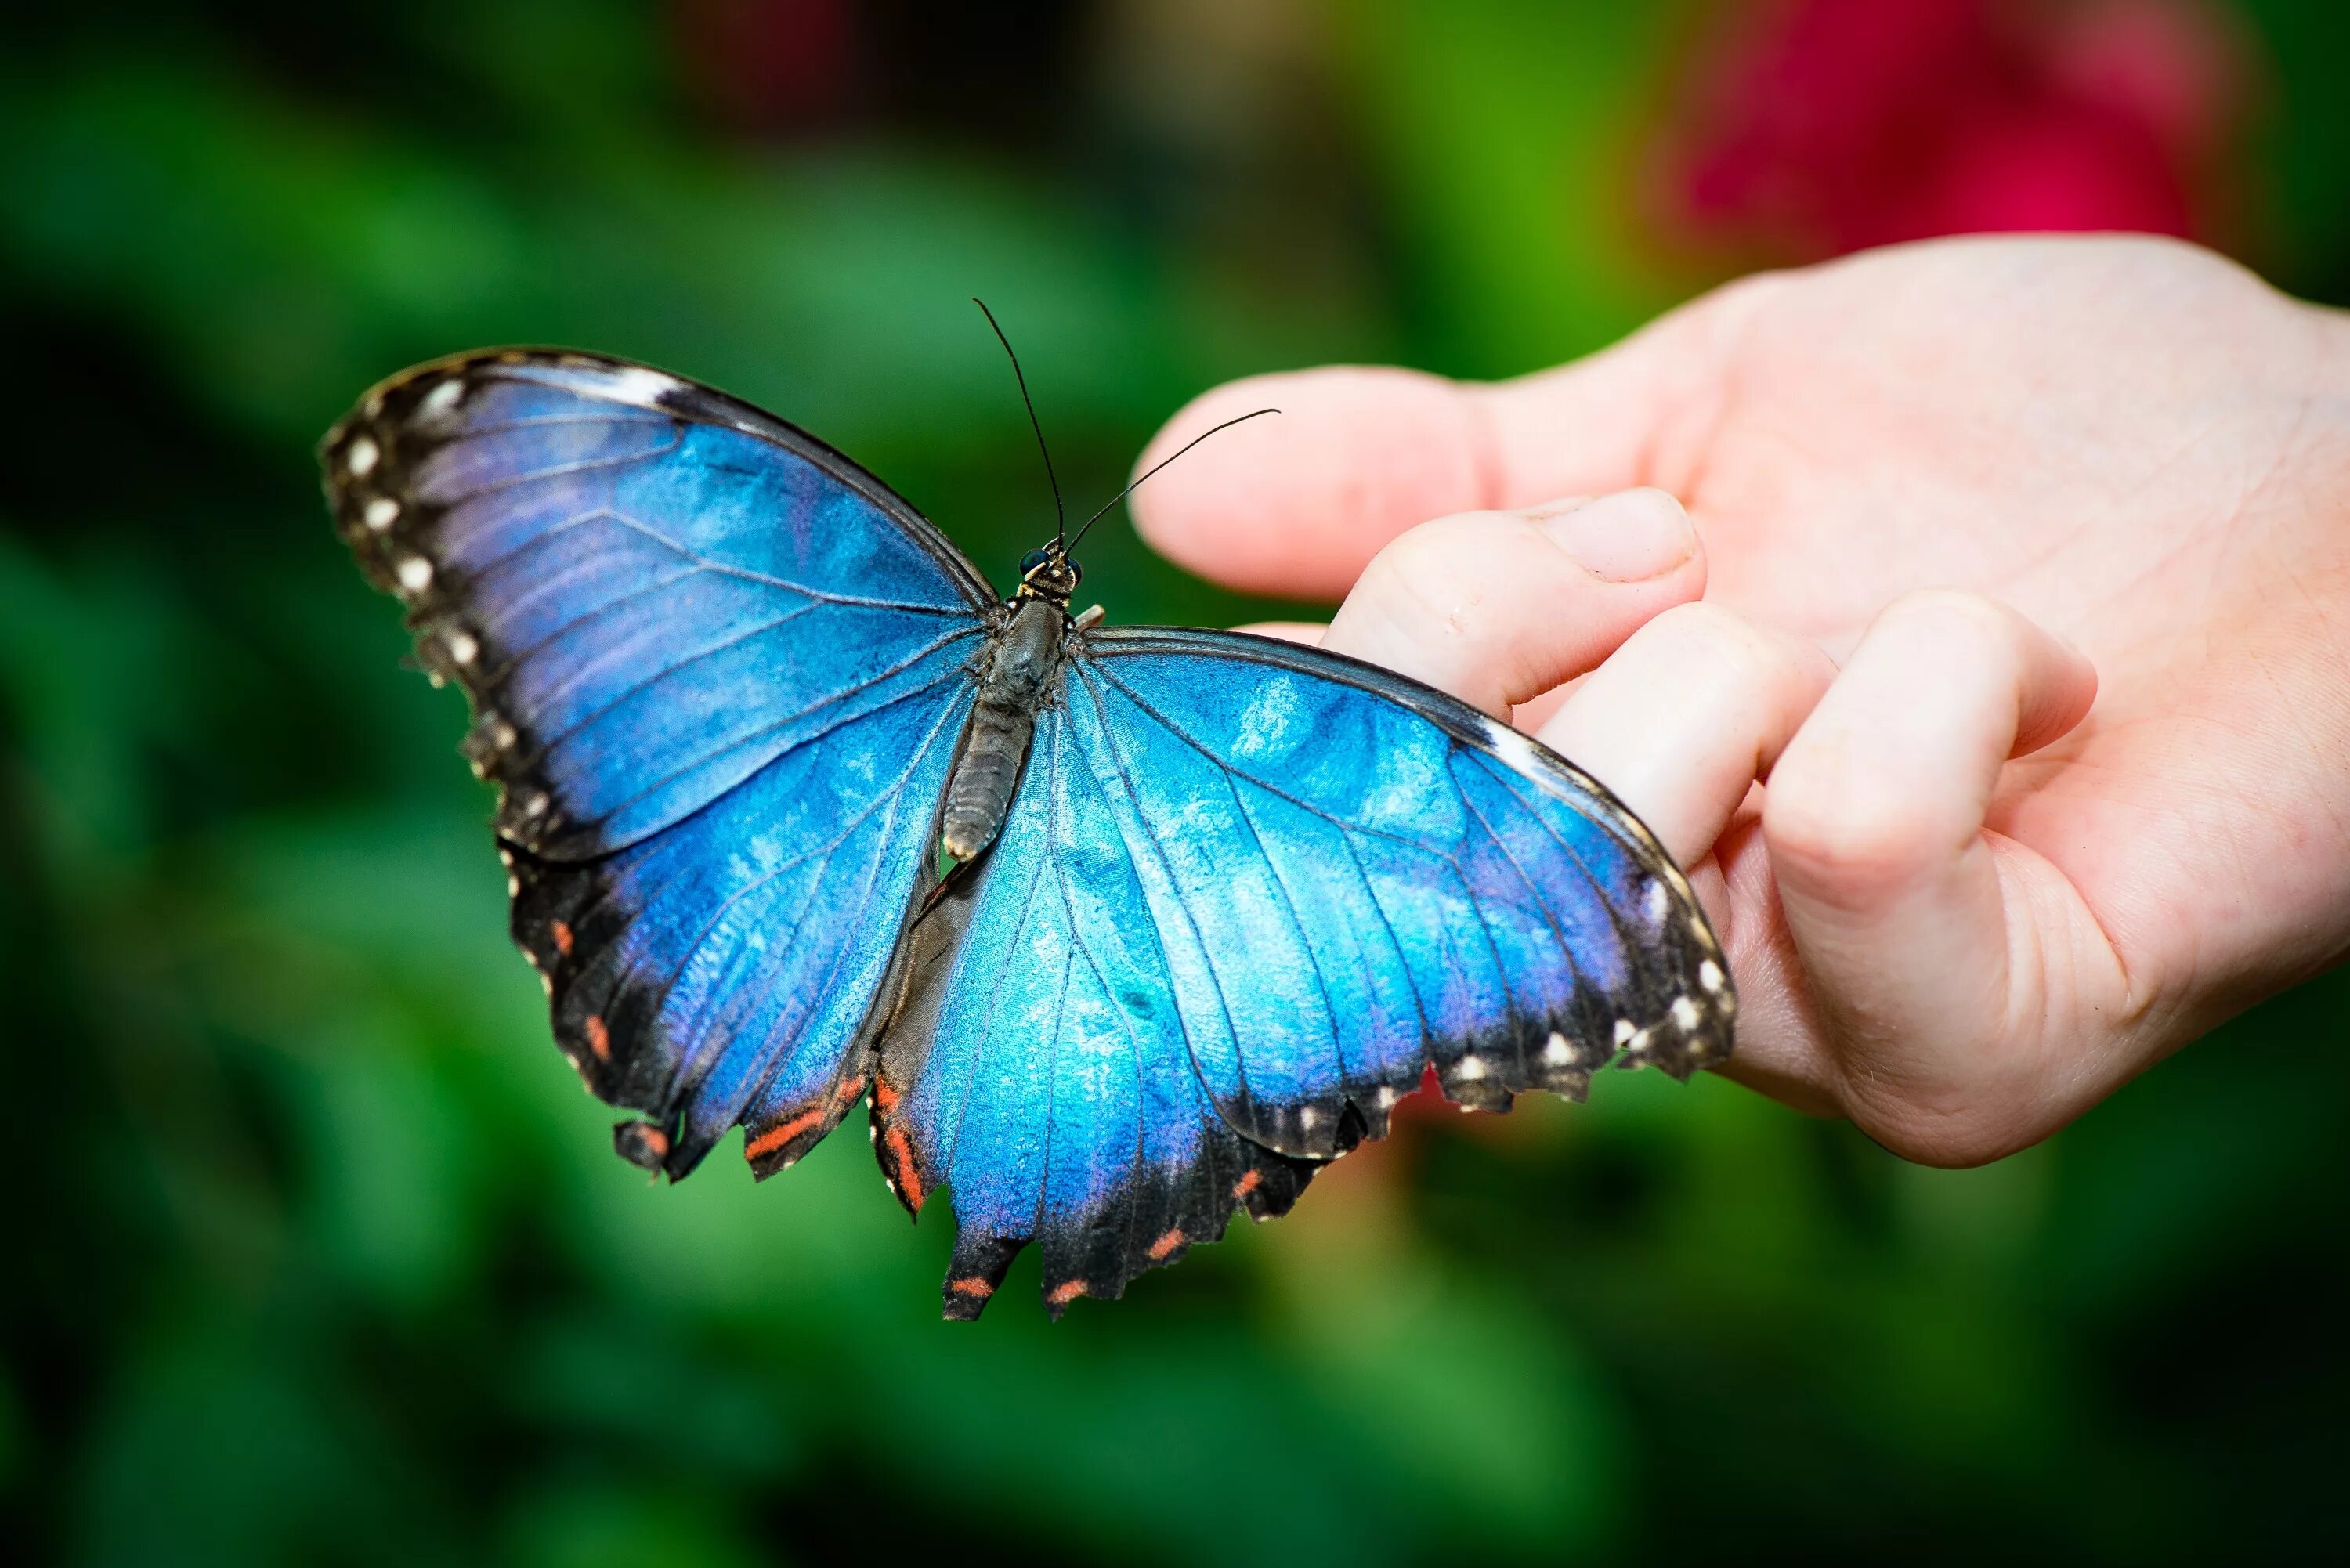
[1129, 276, 1777, 600]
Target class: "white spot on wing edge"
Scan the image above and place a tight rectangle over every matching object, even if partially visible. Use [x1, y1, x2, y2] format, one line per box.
[345, 435, 379, 477]
[1699, 959, 1725, 994]
[1455, 1054, 1488, 1081]
[1542, 1032, 1574, 1066]
[1478, 716, 1545, 780]
[363, 497, 399, 531]
[594, 364, 686, 410]
[420, 378, 465, 417]
[396, 555, 433, 593]
[1671, 996, 1701, 1031]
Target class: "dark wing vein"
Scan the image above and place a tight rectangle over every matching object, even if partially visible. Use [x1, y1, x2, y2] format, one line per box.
[1469, 752, 1667, 1007]
[941, 845, 1054, 1175]
[468, 505, 624, 587]
[580, 634, 981, 829]
[481, 562, 702, 688]
[1085, 662, 1495, 1045]
[1068, 664, 1253, 1110]
[644, 692, 971, 1091]
[522, 598, 829, 758]
[1221, 771, 1348, 1086]
[453, 428, 687, 498]
[1050, 716, 1159, 1272]
[602, 511, 971, 616]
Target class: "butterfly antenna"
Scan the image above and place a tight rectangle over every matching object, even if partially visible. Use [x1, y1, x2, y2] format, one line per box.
[1066, 407, 1279, 553]
[973, 298, 1066, 547]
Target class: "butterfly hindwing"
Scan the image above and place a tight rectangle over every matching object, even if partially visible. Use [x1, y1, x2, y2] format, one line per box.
[872, 626, 1733, 1316]
[324, 351, 996, 1173]
[871, 706, 1320, 1319]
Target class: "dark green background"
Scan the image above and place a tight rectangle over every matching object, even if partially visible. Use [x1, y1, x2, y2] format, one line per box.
[5, 2, 2346, 1563]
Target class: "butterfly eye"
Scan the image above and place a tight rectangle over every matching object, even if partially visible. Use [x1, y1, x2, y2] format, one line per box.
[1020, 548, 1052, 576]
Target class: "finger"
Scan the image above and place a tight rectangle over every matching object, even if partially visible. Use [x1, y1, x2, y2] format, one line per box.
[1230, 620, 1326, 645]
[1133, 367, 1494, 599]
[1535, 602, 1838, 869]
[1760, 591, 2099, 1087]
[1130, 277, 1778, 598]
[1315, 490, 1705, 718]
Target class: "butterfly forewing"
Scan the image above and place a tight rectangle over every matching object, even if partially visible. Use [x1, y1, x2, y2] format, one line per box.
[323, 350, 996, 1173]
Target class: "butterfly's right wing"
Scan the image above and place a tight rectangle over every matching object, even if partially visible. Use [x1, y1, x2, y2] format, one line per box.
[323, 350, 994, 1175]
[868, 626, 1732, 1319]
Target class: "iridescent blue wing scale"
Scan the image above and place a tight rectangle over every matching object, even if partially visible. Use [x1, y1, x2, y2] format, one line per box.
[324, 351, 993, 1175]
[872, 627, 1734, 1317]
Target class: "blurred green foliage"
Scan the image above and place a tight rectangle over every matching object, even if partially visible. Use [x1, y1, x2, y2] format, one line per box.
[3, 2, 2345, 1564]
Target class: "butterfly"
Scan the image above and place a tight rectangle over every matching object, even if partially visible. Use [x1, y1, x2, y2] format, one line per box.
[321, 344, 1734, 1319]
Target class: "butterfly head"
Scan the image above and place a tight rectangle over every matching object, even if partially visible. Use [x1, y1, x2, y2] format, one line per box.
[1016, 545, 1083, 605]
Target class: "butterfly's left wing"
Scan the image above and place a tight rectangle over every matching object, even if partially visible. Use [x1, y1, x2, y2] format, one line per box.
[870, 627, 1734, 1318]
[323, 351, 994, 1176]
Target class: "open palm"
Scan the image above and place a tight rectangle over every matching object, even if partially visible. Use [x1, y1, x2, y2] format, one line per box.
[1133, 235, 2350, 1164]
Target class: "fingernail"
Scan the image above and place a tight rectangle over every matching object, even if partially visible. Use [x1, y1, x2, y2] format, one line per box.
[1535, 489, 1695, 582]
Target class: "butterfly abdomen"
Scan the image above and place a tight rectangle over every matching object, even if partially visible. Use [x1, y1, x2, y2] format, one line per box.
[940, 600, 1065, 865]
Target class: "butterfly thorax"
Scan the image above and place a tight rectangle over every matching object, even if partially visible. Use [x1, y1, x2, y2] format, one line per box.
[940, 598, 1065, 866]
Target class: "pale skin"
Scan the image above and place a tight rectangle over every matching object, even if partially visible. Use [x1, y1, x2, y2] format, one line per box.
[1132, 234, 2350, 1168]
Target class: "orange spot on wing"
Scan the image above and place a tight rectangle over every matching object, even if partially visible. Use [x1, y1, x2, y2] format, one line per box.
[1231, 1169, 1260, 1201]
[833, 1075, 866, 1109]
[550, 919, 573, 957]
[743, 1106, 824, 1162]
[1148, 1227, 1185, 1260]
[883, 1124, 924, 1209]
[584, 1015, 609, 1061]
[872, 1079, 900, 1114]
[1047, 1279, 1089, 1308]
[947, 1277, 995, 1299]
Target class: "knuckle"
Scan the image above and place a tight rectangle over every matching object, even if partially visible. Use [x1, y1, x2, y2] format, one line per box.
[1357, 512, 1507, 623]
[1763, 752, 1950, 901]
[1876, 587, 2023, 652]
[1636, 601, 1828, 713]
[1644, 600, 1785, 677]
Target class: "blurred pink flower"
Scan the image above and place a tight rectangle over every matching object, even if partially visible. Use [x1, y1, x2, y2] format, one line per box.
[1657, 0, 2254, 256]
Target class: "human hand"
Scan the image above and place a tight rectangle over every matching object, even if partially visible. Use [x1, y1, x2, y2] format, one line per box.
[1133, 234, 2350, 1165]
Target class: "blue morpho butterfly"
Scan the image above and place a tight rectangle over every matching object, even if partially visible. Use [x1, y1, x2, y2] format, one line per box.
[321, 331, 1734, 1320]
